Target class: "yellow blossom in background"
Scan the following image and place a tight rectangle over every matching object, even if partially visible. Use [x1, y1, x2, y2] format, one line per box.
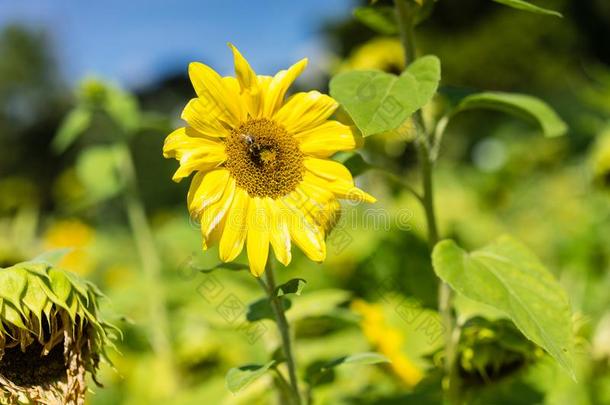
[352, 299, 423, 387]
[43, 219, 96, 275]
[163, 44, 375, 277]
[340, 38, 405, 74]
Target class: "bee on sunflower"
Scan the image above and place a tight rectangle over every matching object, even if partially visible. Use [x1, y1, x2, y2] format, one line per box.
[163, 44, 375, 276]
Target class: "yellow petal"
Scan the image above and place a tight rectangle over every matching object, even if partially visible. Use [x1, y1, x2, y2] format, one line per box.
[274, 91, 338, 133]
[304, 158, 376, 203]
[181, 98, 231, 138]
[295, 121, 356, 157]
[187, 168, 230, 214]
[266, 199, 292, 266]
[228, 43, 258, 92]
[281, 190, 326, 262]
[247, 198, 270, 277]
[188, 62, 245, 124]
[219, 187, 250, 262]
[200, 177, 236, 250]
[163, 127, 226, 182]
[263, 58, 308, 117]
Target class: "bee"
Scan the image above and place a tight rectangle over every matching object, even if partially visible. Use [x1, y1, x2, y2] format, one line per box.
[240, 133, 263, 164]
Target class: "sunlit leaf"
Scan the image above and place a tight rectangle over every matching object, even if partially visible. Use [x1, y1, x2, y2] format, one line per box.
[225, 361, 276, 393]
[353, 6, 398, 34]
[76, 145, 123, 201]
[330, 55, 440, 136]
[432, 235, 575, 378]
[491, 0, 562, 18]
[453, 92, 567, 137]
[52, 107, 91, 153]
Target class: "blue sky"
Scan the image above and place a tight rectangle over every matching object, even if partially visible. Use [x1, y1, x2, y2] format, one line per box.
[0, 0, 356, 88]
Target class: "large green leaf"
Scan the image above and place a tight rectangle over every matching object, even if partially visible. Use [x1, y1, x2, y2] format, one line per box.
[454, 92, 567, 137]
[491, 0, 562, 18]
[330, 55, 440, 136]
[225, 361, 275, 393]
[431, 235, 574, 377]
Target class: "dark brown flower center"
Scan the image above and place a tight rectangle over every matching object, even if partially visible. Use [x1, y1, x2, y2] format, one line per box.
[225, 118, 304, 199]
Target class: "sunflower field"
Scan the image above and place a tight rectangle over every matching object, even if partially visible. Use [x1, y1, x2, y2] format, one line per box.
[1, 0, 609, 404]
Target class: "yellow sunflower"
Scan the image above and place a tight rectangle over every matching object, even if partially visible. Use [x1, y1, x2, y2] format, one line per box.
[163, 44, 375, 276]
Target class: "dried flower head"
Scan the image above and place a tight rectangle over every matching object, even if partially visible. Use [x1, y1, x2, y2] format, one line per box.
[0, 261, 117, 405]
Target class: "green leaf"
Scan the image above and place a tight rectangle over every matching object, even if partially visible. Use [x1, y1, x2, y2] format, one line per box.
[341, 153, 375, 177]
[275, 278, 306, 297]
[305, 352, 389, 387]
[454, 92, 567, 137]
[52, 106, 91, 153]
[196, 262, 250, 273]
[491, 0, 562, 18]
[326, 352, 390, 367]
[225, 361, 276, 393]
[246, 297, 292, 322]
[330, 55, 440, 136]
[76, 145, 123, 201]
[104, 86, 140, 133]
[353, 6, 398, 35]
[432, 235, 575, 377]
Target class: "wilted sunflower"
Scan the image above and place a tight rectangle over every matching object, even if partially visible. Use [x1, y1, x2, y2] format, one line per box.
[163, 44, 374, 276]
[0, 260, 117, 405]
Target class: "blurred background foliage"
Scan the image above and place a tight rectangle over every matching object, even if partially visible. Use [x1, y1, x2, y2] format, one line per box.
[1, 0, 610, 403]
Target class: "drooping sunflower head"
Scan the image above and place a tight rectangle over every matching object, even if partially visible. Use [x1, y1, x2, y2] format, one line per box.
[163, 44, 375, 276]
[0, 260, 117, 405]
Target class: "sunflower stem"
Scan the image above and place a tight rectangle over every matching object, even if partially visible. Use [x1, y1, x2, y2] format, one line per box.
[116, 142, 175, 373]
[263, 259, 301, 405]
[394, 0, 461, 402]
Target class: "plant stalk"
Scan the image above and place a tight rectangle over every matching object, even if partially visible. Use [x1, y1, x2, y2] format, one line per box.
[116, 142, 174, 368]
[395, 0, 460, 402]
[264, 259, 301, 405]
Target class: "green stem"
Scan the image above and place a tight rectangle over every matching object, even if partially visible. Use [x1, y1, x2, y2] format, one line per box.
[395, 1, 460, 403]
[116, 142, 174, 368]
[263, 259, 301, 405]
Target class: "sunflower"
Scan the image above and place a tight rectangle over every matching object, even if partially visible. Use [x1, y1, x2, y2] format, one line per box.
[0, 260, 117, 405]
[163, 44, 374, 276]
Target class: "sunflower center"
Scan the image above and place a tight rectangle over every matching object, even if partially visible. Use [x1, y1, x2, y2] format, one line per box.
[225, 118, 304, 199]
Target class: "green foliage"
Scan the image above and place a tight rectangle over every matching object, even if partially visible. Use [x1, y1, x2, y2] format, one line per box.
[225, 361, 276, 393]
[52, 106, 92, 153]
[305, 352, 390, 387]
[432, 235, 575, 377]
[246, 297, 292, 322]
[330, 55, 440, 136]
[353, 6, 399, 35]
[491, 0, 562, 18]
[75, 145, 123, 202]
[275, 278, 306, 297]
[452, 91, 568, 137]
